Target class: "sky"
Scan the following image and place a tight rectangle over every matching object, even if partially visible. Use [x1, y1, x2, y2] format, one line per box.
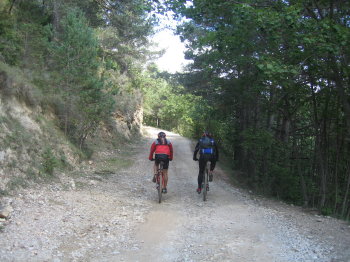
[151, 28, 190, 73]
[150, 11, 191, 74]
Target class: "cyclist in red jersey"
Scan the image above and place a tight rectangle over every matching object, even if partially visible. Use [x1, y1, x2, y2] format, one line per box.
[149, 131, 173, 193]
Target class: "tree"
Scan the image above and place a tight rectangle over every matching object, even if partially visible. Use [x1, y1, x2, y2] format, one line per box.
[49, 8, 114, 147]
[166, 0, 350, 218]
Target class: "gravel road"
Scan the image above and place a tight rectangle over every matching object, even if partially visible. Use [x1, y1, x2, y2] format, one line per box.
[0, 126, 349, 262]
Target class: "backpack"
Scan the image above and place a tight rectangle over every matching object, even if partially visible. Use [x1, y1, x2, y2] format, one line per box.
[199, 136, 215, 154]
[155, 138, 170, 146]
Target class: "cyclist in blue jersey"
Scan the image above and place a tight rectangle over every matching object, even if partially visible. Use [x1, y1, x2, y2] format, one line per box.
[193, 131, 219, 193]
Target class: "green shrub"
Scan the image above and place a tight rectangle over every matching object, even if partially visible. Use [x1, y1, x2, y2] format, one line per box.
[0, 189, 8, 196]
[7, 176, 28, 190]
[26, 168, 39, 181]
[0, 11, 23, 65]
[41, 147, 58, 176]
[321, 207, 333, 216]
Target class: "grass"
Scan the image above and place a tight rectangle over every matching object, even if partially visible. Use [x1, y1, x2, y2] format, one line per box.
[6, 160, 17, 169]
[86, 134, 138, 180]
[74, 181, 87, 189]
[26, 168, 38, 180]
[107, 157, 133, 168]
[0, 61, 44, 107]
[94, 157, 133, 177]
[84, 130, 138, 178]
[48, 199, 65, 206]
[7, 176, 28, 191]
[0, 189, 9, 197]
[94, 169, 114, 176]
[2, 116, 33, 151]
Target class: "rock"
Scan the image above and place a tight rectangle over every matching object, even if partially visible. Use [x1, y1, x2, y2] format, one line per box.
[0, 205, 14, 219]
[0, 151, 5, 162]
[89, 180, 97, 185]
[70, 180, 76, 190]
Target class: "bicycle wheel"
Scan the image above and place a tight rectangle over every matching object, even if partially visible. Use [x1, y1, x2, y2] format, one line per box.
[158, 162, 164, 203]
[158, 172, 163, 203]
[203, 162, 209, 201]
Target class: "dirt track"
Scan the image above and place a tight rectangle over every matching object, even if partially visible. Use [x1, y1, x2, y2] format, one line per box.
[0, 126, 349, 262]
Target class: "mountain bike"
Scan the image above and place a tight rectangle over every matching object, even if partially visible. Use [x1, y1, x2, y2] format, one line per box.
[202, 160, 210, 201]
[156, 160, 166, 203]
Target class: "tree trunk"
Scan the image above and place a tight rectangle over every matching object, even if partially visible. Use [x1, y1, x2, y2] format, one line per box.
[281, 117, 290, 143]
[331, 59, 350, 142]
[8, 0, 16, 14]
[52, 0, 61, 39]
[341, 164, 350, 218]
[296, 144, 308, 206]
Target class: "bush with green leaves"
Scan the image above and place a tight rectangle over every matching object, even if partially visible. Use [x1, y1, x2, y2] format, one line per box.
[41, 147, 58, 177]
[48, 8, 114, 148]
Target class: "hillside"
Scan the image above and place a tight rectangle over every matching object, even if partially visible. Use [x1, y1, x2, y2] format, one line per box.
[0, 64, 142, 196]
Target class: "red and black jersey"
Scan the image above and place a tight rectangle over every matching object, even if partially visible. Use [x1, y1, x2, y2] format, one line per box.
[149, 138, 173, 160]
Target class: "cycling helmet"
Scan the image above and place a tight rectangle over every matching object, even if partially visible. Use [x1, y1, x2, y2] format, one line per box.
[158, 131, 166, 138]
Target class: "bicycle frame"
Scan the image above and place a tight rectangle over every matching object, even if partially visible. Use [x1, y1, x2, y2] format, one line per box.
[202, 160, 210, 201]
[156, 161, 166, 203]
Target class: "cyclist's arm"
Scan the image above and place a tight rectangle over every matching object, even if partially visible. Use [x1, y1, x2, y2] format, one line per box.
[215, 143, 219, 161]
[168, 143, 173, 160]
[149, 142, 156, 160]
[193, 142, 200, 159]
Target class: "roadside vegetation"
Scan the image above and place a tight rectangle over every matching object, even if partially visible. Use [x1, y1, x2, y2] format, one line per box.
[0, 0, 159, 194]
[154, 0, 350, 220]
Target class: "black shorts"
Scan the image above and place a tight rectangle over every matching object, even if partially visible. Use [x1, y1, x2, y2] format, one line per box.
[199, 153, 215, 162]
[155, 154, 170, 169]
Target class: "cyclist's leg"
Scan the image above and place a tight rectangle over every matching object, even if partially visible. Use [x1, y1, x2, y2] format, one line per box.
[163, 169, 168, 182]
[153, 162, 158, 174]
[153, 159, 159, 182]
[210, 158, 216, 171]
[162, 158, 169, 191]
[154, 155, 160, 174]
[209, 158, 216, 181]
[163, 169, 168, 190]
[198, 156, 206, 188]
[151, 162, 156, 182]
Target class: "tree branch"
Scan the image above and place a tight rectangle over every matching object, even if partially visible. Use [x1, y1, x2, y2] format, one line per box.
[329, 0, 334, 19]
[8, 0, 16, 14]
[313, 0, 324, 19]
[227, 0, 272, 8]
[304, 5, 319, 20]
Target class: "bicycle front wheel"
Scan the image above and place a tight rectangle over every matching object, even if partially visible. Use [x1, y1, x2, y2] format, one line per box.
[158, 172, 162, 203]
[203, 166, 208, 201]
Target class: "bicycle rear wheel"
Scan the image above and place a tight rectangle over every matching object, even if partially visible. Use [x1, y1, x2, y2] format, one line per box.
[158, 162, 164, 203]
[158, 173, 163, 203]
[203, 162, 209, 201]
